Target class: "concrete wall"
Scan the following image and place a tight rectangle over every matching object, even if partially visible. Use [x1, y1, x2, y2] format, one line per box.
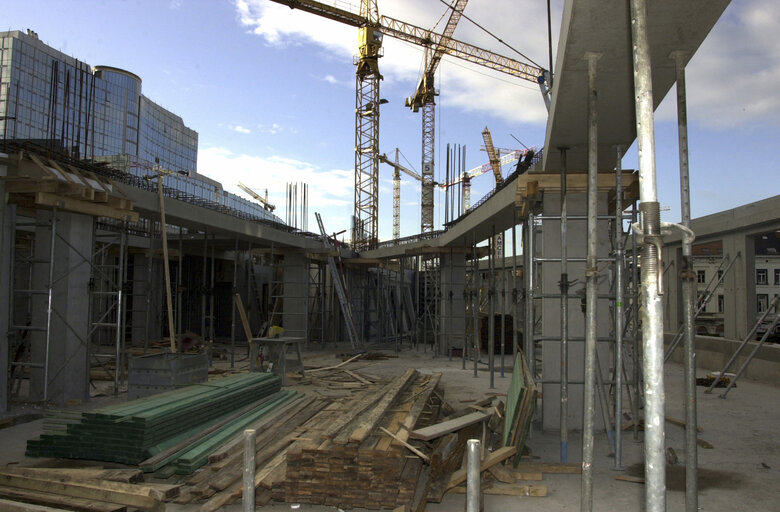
[665, 333, 780, 386]
[540, 191, 612, 431]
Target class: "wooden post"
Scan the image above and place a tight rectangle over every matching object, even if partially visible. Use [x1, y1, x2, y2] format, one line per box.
[157, 174, 177, 353]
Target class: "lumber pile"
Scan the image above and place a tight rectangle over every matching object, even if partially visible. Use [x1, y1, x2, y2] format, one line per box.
[0, 467, 173, 511]
[274, 368, 442, 509]
[26, 373, 286, 469]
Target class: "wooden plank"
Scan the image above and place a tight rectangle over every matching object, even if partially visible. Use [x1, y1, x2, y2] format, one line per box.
[0, 468, 142, 484]
[446, 446, 517, 490]
[379, 427, 429, 463]
[0, 486, 126, 512]
[665, 415, 703, 433]
[409, 411, 488, 442]
[394, 373, 441, 446]
[512, 462, 581, 474]
[342, 369, 372, 385]
[234, 293, 254, 342]
[615, 475, 645, 484]
[307, 353, 364, 373]
[488, 464, 516, 484]
[449, 484, 547, 497]
[0, 472, 163, 512]
[0, 498, 72, 512]
[347, 368, 417, 444]
[33, 192, 139, 222]
[513, 472, 543, 481]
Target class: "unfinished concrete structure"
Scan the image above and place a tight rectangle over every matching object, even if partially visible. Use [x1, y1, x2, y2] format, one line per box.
[4, 0, 780, 510]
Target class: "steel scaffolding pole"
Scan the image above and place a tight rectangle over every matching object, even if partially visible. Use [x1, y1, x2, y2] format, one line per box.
[581, 52, 601, 512]
[672, 50, 698, 512]
[472, 233, 479, 378]
[630, 0, 666, 509]
[489, 226, 496, 389]
[560, 147, 570, 463]
[613, 146, 625, 471]
[524, 213, 536, 379]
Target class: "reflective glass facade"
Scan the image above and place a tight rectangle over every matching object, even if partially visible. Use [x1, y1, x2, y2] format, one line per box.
[0, 30, 196, 173]
[0, 29, 282, 224]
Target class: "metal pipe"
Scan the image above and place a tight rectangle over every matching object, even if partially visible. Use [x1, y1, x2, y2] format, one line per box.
[560, 147, 569, 463]
[43, 207, 58, 404]
[614, 145, 625, 470]
[673, 50, 698, 512]
[665, 252, 739, 362]
[177, 226, 183, 343]
[594, 347, 616, 454]
[631, 204, 641, 441]
[201, 232, 207, 343]
[581, 52, 601, 512]
[473, 233, 479, 378]
[466, 438, 481, 512]
[720, 303, 779, 398]
[243, 429, 256, 511]
[114, 228, 126, 395]
[209, 236, 215, 365]
[524, 213, 535, 378]
[489, 226, 496, 389]
[630, 0, 666, 509]
[500, 245, 506, 377]
[512, 210, 519, 361]
[231, 239, 238, 368]
[706, 294, 778, 394]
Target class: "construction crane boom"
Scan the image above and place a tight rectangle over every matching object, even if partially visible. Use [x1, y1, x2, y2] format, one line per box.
[481, 126, 503, 185]
[267, 0, 548, 244]
[237, 181, 276, 212]
[379, 153, 422, 181]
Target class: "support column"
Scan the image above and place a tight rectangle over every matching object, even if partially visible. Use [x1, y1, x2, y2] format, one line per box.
[30, 211, 93, 405]
[0, 159, 10, 412]
[630, 0, 666, 509]
[282, 253, 309, 340]
[440, 251, 466, 358]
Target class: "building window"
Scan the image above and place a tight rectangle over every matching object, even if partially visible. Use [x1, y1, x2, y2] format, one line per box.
[697, 270, 706, 284]
[717, 269, 724, 281]
[756, 269, 768, 285]
[775, 268, 780, 285]
[718, 295, 724, 313]
[757, 294, 769, 313]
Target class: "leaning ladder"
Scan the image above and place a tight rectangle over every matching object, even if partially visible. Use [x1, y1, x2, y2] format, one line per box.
[315, 212, 362, 351]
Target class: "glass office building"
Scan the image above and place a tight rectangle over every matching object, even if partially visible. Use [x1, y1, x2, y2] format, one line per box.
[0, 29, 197, 174]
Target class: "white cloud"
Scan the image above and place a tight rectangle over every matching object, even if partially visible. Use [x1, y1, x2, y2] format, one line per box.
[198, 146, 354, 229]
[664, 0, 780, 128]
[231, 125, 251, 134]
[234, 0, 557, 125]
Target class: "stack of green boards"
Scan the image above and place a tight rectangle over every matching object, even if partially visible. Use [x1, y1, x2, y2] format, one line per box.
[26, 373, 293, 473]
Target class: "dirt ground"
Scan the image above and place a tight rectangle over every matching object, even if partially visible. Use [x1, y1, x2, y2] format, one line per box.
[1, 342, 779, 511]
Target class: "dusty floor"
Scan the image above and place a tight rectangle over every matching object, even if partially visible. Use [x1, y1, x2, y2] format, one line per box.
[1, 342, 779, 511]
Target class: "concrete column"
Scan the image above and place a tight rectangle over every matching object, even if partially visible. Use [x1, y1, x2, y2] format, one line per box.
[439, 251, 466, 356]
[282, 253, 309, 339]
[30, 210, 93, 405]
[130, 252, 162, 346]
[540, 190, 612, 431]
[0, 158, 10, 412]
[722, 234, 751, 340]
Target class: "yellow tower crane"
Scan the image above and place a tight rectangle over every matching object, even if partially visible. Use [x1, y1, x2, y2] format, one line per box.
[267, 0, 549, 246]
[237, 182, 276, 212]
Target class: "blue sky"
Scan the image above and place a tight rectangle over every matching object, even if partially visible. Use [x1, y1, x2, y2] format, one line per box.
[5, 0, 779, 242]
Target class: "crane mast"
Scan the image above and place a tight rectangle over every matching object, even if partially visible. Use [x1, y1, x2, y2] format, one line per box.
[406, 0, 469, 234]
[267, 0, 548, 243]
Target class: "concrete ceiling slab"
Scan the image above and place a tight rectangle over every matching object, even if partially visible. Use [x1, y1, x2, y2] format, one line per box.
[542, 0, 730, 172]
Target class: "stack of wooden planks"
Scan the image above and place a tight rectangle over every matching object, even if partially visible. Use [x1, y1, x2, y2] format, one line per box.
[503, 350, 537, 466]
[26, 373, 285, 468]
[0, 467, 175, 511]
[277, 368, 442, 509]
